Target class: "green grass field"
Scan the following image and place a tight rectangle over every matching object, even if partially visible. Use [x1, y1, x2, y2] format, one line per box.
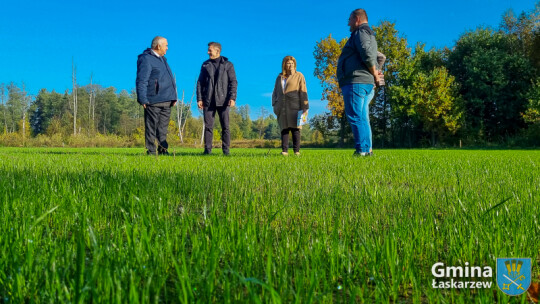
[0, 148, 539, 303]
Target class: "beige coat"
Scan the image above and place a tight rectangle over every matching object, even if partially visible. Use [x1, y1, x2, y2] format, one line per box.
[271, 72, 309, 130]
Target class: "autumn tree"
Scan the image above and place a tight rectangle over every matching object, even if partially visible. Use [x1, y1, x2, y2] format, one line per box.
[313, 34, 348, 144]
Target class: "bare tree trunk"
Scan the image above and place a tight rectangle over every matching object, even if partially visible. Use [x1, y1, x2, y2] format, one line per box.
[381, 86, 388, 148]
[89, 73, 94, 135]
[22, 110, 26, 145]
[91, 81, 95, 127]
[173, 75, 184, 143]
[200, 110, 205, 146]
[21, 83, 30, 146]
[0, 84, 7, 134]
[177, 90, 184, 143]
[181, 86, 196, 140]
[72, 59, 78, 136]
[2, 108, 6, 134]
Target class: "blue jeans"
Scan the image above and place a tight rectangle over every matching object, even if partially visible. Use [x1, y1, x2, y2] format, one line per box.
[342, 83, 375, 153]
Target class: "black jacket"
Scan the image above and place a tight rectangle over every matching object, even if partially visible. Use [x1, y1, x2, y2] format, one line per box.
[336, 23, 378, 88]
[136, 48, 177, 105]
[196, 56, 238, 107]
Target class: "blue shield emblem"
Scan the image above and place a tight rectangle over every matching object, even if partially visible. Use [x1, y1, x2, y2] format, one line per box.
[497, 258, 531, 296]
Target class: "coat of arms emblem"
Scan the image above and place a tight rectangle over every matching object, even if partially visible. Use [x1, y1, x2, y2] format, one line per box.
[496, 258, 531, 296]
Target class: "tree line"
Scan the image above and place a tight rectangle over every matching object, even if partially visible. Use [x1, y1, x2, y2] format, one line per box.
[0, 82, 318, 146]
[312, 4, 539, 147]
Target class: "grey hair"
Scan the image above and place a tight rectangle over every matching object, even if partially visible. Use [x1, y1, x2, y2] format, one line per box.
[151, 36, 166, 49]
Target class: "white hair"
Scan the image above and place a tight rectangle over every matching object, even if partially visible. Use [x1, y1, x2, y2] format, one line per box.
[151, 36, 166, 49]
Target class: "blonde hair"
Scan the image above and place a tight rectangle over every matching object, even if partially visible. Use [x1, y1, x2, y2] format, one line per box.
[281, 56, 297, 77]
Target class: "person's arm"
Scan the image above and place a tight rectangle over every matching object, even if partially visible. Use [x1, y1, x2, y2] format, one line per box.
[368, 65, 380, 84]
[227, 63, 238, 107]
[136, 56, 151, 107]
[271, 76, 279, 107]
[299, 73, 309, 113]
[356, 29, 380, 83]
[196, 66, 204, 109]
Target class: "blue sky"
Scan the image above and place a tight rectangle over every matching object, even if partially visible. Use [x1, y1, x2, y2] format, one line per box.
[0, 0, 536, 118]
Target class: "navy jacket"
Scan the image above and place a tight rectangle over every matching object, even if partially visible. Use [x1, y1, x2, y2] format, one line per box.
[136, 48, 177, 105]
[196, 56, 237, 107]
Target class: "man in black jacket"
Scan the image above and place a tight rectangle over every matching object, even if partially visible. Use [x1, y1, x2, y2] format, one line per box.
[197, 42, 238, 155]
[136, 36, 177, 155]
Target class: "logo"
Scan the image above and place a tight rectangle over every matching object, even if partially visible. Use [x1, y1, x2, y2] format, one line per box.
[431, 262, 493, 289]
[496, 258, 531, 296]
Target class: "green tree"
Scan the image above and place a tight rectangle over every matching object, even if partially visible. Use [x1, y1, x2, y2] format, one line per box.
[447, 28, 536, 141]
[237, 105, 253, 139]
[264, 115, 280, 140]
[229, 107, 244, 140]
[372, 21, 411, 146]
[6, 82, 25, 133]
[254, 106, 269, 139]
[389, 45, 462, 146]
[500, 3, 540, 70]
[309, 113, 340, 142]
[94, 87, 120, 134]
[523, 78, 540, 124]
[411, 67, 461, 145]
[313, 34, 348, 144]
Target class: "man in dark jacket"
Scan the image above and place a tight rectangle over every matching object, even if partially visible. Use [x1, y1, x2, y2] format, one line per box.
[337, 9, 381, 157]
[197, 42, 238, 155]
[136, 36, 177, 155]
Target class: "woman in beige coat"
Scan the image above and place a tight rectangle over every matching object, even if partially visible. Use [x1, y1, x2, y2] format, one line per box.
[271, 56, 309, 156]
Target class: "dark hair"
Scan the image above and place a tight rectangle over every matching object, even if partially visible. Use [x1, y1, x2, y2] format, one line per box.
[352, 9, 368, 22]
[208, 42, 222, 52]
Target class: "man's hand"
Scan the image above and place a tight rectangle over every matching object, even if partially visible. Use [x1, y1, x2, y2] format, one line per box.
[197, 100, 203, 109]
[143, 104, 147, 109]
[375, 70, 385, 87]
[171, 101, 177, 107]
[374, 72, 382, 87]
[368, 65, 381, 86]
[229, 100, 236, 107]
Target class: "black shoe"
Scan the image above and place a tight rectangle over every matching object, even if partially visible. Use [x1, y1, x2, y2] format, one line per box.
[158, 147, 169, 155]
[203, 150, 212, 155]
[223, 152, 230, 156]
[147, 150, 157, 155]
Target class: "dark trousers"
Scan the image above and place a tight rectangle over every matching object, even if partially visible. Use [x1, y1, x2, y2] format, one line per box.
[203, 105, 230, 154]
[144, 104, 171, 154]
[281, 128, 300, 153]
